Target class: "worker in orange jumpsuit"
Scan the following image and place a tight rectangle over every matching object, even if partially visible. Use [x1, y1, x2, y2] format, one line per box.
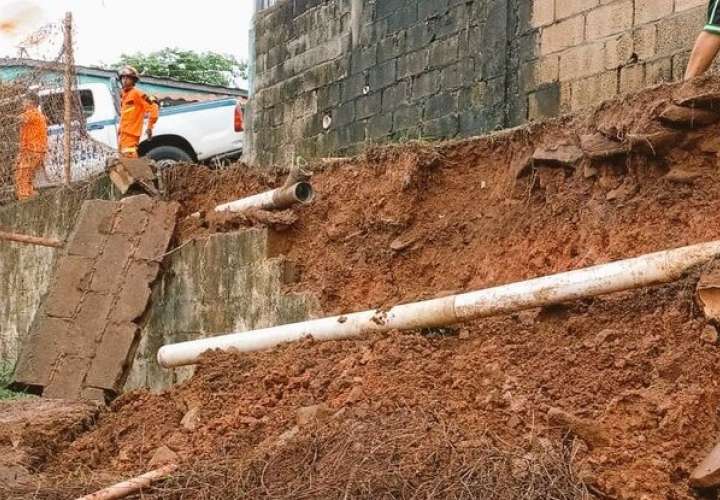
[117, 66, 159, 158]
[15, 92, 48, 201]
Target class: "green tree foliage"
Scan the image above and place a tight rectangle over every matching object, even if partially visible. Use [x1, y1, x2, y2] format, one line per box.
[114, 49, 247, 88]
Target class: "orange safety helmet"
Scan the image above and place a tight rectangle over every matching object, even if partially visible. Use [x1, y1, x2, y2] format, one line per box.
[117, 65, 140, 81]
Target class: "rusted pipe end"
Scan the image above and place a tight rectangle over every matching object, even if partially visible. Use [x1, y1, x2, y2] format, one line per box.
[272, 182, 315, 210]
[293, 181, 315, 204]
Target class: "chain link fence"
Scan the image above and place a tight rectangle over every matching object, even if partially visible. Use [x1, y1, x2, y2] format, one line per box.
[0, 14, 115, 205]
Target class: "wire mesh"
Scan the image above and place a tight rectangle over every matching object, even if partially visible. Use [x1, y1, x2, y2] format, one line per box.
[0, 15, 115, 205]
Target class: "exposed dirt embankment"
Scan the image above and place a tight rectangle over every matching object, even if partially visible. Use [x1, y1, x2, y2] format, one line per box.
[9, 76, 720, 499]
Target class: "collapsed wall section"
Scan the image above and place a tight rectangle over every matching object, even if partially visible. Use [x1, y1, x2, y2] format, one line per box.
[0, 180, 110, 368]
[13, 196, 178, 400]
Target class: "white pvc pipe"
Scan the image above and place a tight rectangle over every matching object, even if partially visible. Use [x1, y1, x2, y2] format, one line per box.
[157, 241, 720, 368]
[75, 464, 178, 500]
[214, 182, 314, 213]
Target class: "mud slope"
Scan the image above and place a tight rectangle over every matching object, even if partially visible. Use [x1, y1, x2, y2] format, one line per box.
[18, 77, 720, 499]
[43, 279, 720, 499]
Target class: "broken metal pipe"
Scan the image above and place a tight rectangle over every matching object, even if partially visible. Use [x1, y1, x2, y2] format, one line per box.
[157, 241, 720, 368]
[75, 464, 178, 500]
[0, 230, 64, 248]
[214, 182, 315, 213]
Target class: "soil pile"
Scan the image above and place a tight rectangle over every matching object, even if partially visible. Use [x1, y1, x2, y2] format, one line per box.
[9, 77, 720, 499]
[41, 277, 718, 499]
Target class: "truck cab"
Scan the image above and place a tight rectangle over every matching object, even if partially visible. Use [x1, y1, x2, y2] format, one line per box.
[37, 82, 244, 186]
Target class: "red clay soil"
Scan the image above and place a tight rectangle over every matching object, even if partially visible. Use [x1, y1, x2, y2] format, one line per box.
[16, 77, 720, 498]
[45, 279, 719, 499]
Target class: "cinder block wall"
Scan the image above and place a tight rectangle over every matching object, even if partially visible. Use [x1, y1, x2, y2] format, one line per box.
[245, 0, 521, 165]
[527, 0, 707, 118]
[245, 0, 709, 166]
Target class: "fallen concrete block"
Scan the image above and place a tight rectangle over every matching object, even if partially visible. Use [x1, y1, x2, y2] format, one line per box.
[659, 104, 720, 128]
[107, 157, 158, 196]
[691, 440, 720, 488]
[532, 144, 583, 166]
[580, 133, 628, 159]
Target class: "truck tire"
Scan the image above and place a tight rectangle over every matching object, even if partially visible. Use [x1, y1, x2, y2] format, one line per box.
[145, 145, 193, 168]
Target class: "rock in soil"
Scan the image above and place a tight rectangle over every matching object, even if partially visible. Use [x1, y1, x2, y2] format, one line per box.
[180, 407, 200, 431]
[148, 445, 179, 468]
[676, 91, 720, 111]
[691, 440, 720, 488]
[296, 403, 334, 427]
[580, 133, 628, 159]
[659, 104, 720, 128]
[547, 407, 610, 448]
[697, 265, 720, 323]
[626, 129, 684, 155]
[664, 166, 703, 184]
[701, 325, 718, 345]
[532, 144, 584, 166]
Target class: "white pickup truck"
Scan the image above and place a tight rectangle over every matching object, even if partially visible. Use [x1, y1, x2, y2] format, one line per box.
[37, 82, 244, 185]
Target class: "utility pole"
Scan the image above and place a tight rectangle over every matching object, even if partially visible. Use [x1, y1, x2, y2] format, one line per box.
[63, 12, 73, 185]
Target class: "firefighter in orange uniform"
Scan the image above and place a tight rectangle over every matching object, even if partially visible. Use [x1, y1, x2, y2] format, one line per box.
[15, 92, 48, 201]
[117, 66, 159, 158]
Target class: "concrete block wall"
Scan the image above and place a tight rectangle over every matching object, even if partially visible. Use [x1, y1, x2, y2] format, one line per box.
[125, 229, 318, 393]
[245, 0, 710, 165]
[245, 0, 521, 165]
[526, 0, 708, 119]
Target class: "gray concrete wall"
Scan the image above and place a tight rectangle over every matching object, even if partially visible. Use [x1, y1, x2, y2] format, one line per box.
[0, 182, 111, 367]
[2, 189, 317, 393]
[121, 229, 318, 392]
[244, 0, 527, 165]
[244, 0, 710, 166]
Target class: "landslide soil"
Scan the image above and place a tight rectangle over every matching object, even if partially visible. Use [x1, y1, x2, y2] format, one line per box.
[16, 78, 720, 498]
[43, 281, 720, 499]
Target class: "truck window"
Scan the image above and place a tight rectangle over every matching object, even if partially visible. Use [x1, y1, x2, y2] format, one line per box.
[78, 90, 95, 118]
[40, 89, 95, 126]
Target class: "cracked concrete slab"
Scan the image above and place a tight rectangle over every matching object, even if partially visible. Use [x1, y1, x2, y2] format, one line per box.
[13, 195, 178, 401]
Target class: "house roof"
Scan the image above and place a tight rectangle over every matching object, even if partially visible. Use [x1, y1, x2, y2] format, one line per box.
[0, 57, 248, 97]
